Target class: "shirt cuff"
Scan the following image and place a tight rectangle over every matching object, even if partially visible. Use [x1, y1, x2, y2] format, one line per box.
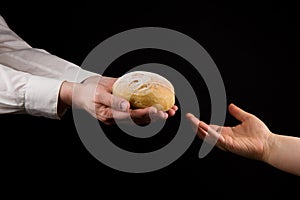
[25, 76, 64, 119]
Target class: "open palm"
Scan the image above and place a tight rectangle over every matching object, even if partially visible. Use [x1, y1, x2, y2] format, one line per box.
[186, 103, 272, 161]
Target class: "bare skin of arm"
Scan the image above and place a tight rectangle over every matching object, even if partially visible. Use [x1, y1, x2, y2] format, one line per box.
[186, 103, 300, 176]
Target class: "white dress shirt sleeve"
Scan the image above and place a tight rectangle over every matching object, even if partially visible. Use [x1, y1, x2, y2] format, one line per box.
[0, 64, 64, 119]
[0, 15, 98, 83]
[0, 14, 101, 119]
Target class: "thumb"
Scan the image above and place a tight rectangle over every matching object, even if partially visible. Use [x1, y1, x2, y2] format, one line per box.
[228, 103, 251, 122]
[96, 90, 130, 112]
[111, 95, 130, 112]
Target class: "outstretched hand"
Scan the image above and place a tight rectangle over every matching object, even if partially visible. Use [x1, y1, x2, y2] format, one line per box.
[186, 103, 272, 161]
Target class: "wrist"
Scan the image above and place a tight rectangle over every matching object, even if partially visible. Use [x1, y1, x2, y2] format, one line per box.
[58, 81, 76, 111]
[262, 132, 277, 164]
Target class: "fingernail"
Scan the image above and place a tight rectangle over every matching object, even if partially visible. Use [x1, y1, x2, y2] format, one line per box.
[120, 101, 128, 111]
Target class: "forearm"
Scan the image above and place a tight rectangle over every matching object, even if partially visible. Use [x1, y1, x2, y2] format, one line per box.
[266, 133, 300, 176]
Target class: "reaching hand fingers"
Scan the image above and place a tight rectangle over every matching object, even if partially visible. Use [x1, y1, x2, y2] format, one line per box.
[207, 125, 225, 143]
[199, 121, 225, 143]
[198, 120, 209, 131]
[185, 113, 200, 133]
[186, 113, 225, 143]
[197, 126, 209, 139]
[196, 123, 227, 151]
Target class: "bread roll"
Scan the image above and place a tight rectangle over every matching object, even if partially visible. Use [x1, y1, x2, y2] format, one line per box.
[112, 71, 175, 111]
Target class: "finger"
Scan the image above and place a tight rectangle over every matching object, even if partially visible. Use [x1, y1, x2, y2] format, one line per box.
[198, 120, 225, 143]
[101, 108, 153, 125]
[111, 110, 131, 120]
[104, 107, 168, 125]
[130, 107, 167, 120]
[199, 122, 225, 135]
[167, 109, 176, 117]
[96, 107, 131, 125]
[171, 105, 178, 111]
[197, 126, 226, 151]
[197, 127, 209, 139]
[157, 110, 168, 119]
[228, 103, 251, 122]
[130, 107, 166, 125]
[185, 113, 200, 133]
[95, 91, 130, 112]
[186, 114, 227, 147]
[111, 95, 130, 112]
[166, 105, 178, 117]
[198, 120, 209, 132]
[207, 126, 225, 143]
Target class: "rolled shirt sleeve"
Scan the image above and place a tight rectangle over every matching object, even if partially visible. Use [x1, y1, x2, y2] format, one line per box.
[0, 64, 64, 119]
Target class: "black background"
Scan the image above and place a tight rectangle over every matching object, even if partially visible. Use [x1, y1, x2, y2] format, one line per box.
[1, 2, 300, 194]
